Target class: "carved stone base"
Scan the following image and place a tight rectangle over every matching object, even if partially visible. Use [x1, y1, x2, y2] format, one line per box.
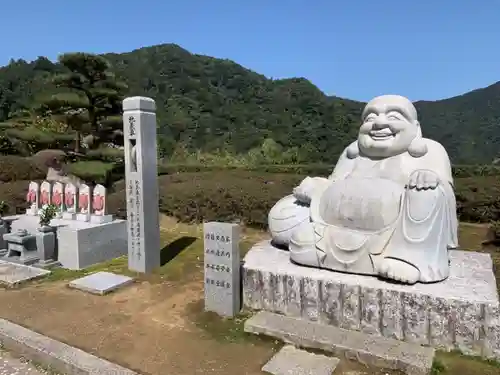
[90, 214, 113, 224]
[25, 207, 38, 216]
[8, 214, 127, 270]
[62, 212, 76, 220]
[242, 240, 500, 360]
[75, 213, 90, 222]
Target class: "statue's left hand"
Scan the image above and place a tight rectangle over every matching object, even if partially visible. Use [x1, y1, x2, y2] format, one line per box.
[407, 170, 440, 190]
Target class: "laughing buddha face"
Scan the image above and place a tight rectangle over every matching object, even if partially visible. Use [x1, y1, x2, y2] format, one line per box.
[357, 95, 421, 158]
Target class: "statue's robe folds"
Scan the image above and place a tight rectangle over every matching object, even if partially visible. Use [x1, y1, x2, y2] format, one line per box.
[299, 139, 458, 282]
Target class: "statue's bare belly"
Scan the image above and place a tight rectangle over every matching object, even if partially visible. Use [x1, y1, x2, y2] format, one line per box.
[318, 178, 404, 232]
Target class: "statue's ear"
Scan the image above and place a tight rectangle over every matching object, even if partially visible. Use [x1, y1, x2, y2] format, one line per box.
[414, 121, 422, 138]
[346, 141, 359, 159]
[408, 122, 427, 158]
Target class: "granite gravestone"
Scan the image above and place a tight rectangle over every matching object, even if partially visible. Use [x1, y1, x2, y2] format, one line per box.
[203, 222, 241, 317]
[123, 97, 161, 273]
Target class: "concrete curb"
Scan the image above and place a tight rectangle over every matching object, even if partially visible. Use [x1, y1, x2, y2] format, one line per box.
[245, 311, 435, 375]
[0, 318, 139, 375]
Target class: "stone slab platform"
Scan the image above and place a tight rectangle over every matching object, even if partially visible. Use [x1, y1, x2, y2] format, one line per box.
[242, 241, 500, 360]
[0, 317, 138, 375]
[69, 271, 134, 295]
[262, 345, 339, 375]
[0, 261, 50, 286]
[246, 311, 434, 375]
[7, 214, 127, 270]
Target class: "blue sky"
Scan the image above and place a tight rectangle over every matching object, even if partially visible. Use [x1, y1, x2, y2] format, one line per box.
[3, 0, 499, 101]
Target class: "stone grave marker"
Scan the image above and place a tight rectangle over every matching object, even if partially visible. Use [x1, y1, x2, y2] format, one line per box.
[203, 222, 241, 317]
[51, 182, 64, 218]
[62, 183, 78, 220]
[26, 181, 40, 215]
[39, 181, 52, 207]
[76, 184, 91, 222]
[123, 96, 160, 273]
[90, 184, 113, 224]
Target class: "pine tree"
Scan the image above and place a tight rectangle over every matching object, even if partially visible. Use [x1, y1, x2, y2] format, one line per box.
[37, 53, 127, 153]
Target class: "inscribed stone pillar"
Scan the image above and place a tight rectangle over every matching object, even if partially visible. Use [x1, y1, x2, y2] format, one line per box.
[123, 96, 161, 273]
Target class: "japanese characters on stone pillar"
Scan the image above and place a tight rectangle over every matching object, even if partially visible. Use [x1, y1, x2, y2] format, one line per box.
[123, 96, 161, 273]
[203, 222, 241, 317]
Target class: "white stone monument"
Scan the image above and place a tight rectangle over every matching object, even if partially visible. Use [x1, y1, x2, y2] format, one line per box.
[39, 181, 52, 208]
[90, 184, 113, 224]
[123, 96, 160, 273]
[26, 181, 40, 215]
[268, 94, 458, 285]
[62, 183, 78, 220]
[76, 184, 92, 222]
[52, 182, 65, 218]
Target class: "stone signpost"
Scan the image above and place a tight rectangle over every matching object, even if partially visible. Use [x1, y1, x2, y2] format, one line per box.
[123, 96, 160, 273]
[203, 222, 241, 317]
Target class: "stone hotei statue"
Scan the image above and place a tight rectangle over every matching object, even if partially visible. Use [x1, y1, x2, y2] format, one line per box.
[268, 95, 458, 285]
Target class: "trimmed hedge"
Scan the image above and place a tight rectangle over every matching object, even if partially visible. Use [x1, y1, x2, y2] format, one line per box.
[158, 163, 500, 179]
[0, 180, 39, 215]
[0, 155, 46, 182]
[67, 161, 122, 186]
[106, 171, 302, 227]
[108, 170, 499, 228]
[455, 176, 500, 223]
[1, 169, 499, 228]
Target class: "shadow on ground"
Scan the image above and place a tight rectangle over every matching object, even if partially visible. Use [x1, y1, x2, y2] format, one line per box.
[160, 236, 197, 266]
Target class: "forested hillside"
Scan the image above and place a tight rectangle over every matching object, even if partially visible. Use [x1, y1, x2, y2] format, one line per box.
[1, 43, 499, 164]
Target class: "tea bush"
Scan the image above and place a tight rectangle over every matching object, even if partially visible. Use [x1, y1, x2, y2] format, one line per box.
[158, 163, 500, 179]
[2, 167, 500, 227]
[111, 170, 500, 227]
[107, 171, 302, 227]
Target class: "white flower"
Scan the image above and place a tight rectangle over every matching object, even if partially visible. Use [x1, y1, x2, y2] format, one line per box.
[42, 204, 49, 210]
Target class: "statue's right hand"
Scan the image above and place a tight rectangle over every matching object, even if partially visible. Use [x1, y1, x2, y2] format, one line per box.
[293, 177, 316, 203]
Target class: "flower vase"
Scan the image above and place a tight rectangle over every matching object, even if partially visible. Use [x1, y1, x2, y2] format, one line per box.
[36, 225, 56, 264]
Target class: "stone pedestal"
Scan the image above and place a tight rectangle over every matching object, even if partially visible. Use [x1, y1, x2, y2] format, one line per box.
[62, 212, 76, 220]
[242, 241, 500, 360]
[36, 226, 56, 264]
[3, 229, 38, 264]
[25, 206, 38, 216]
[76, 213, 90, 222]
[90, 214, 113, 224]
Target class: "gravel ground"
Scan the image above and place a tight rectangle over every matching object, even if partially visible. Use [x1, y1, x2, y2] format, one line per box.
[0, 350, 51, 375]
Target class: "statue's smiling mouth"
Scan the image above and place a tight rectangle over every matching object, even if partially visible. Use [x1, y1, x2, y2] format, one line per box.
[369, 129, 395, 140]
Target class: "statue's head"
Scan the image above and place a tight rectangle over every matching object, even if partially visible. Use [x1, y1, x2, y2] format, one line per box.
[357, 95, 423, 158]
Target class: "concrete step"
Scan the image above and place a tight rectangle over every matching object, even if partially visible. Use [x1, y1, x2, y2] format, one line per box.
[244, 311, 434, 375]
[262, 345, 339, 375]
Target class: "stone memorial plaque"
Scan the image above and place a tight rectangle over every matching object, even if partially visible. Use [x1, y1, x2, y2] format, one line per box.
[204, 222, 241, 317]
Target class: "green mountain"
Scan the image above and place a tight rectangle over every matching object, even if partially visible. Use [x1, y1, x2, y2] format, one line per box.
[0, 43, 499, 164]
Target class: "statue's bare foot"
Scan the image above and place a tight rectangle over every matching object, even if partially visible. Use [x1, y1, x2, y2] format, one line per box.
[378, 258, 420, 285]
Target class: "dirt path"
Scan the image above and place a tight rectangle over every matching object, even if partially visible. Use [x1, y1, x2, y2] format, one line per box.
[0, 280, 276, 375]
[0, 218, 496, 375]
